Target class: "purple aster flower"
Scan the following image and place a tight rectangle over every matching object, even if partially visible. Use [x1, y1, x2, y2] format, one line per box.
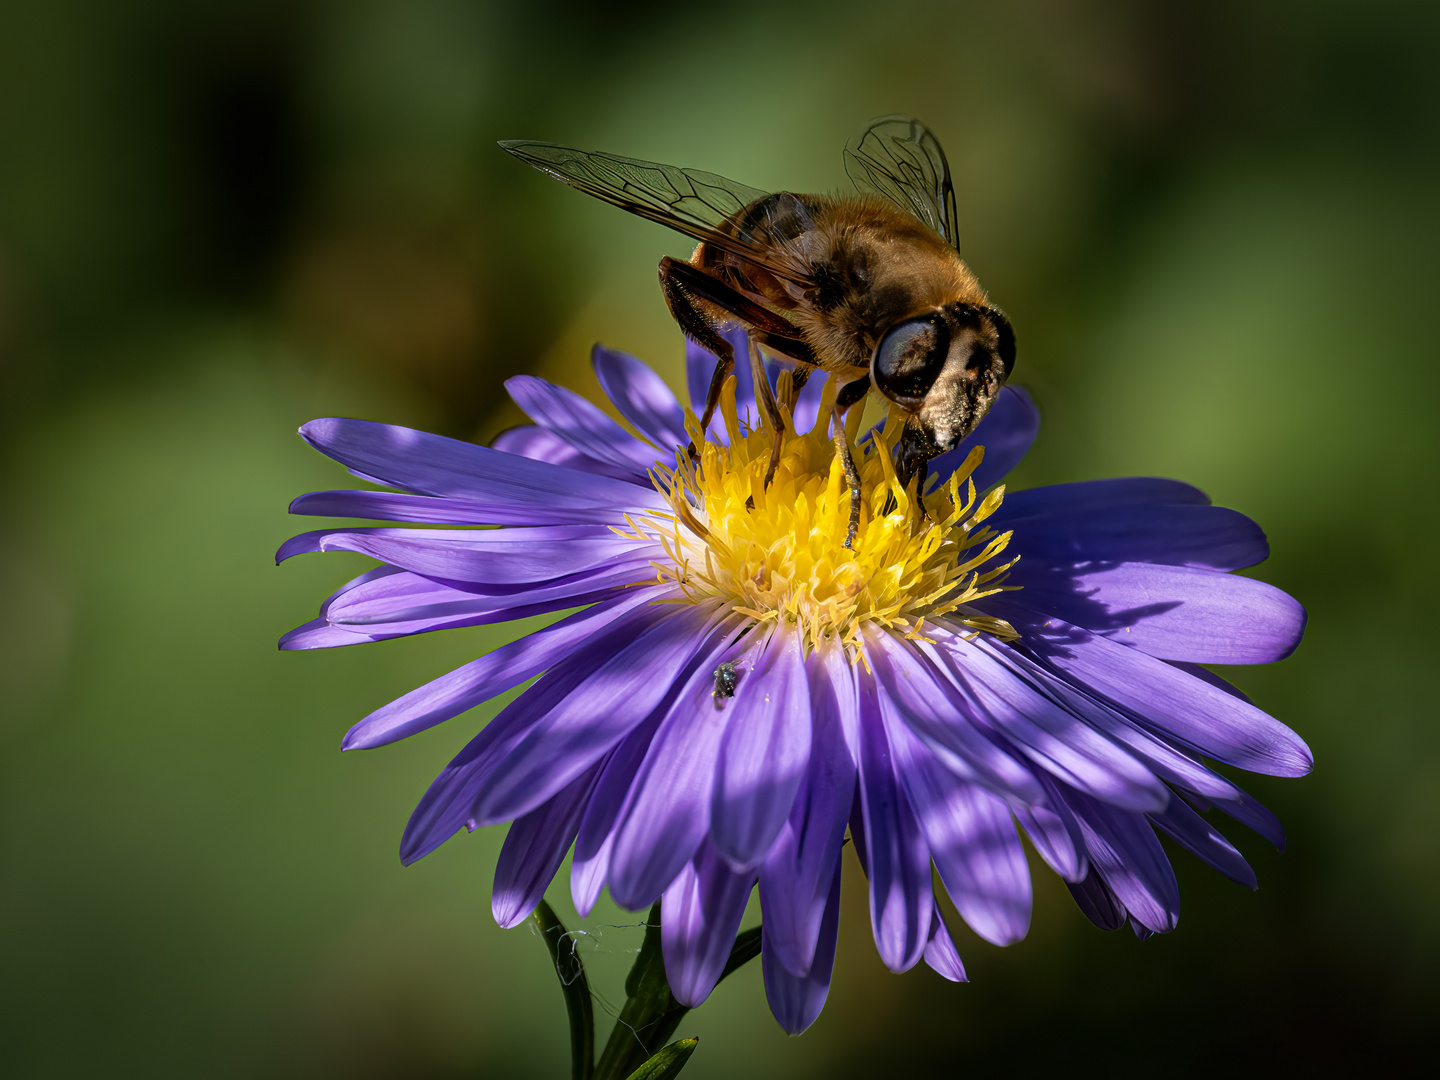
[280, 328, 1309, 1034]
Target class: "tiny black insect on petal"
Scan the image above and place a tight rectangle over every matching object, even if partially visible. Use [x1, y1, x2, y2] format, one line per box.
[713, 661, 740, 699]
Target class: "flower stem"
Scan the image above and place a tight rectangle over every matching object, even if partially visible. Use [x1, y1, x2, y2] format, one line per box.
[532, 900, 595, 1080]
[591, 902, 762, 1080]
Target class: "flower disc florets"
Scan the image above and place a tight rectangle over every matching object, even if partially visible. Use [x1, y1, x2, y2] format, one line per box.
[641, 375, 1019, 654]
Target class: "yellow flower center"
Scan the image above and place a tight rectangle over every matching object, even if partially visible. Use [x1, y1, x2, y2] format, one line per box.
[629, 374, 1019, 654]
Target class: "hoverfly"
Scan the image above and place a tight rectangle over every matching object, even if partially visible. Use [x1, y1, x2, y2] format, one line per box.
[500, 115, 1015, 547]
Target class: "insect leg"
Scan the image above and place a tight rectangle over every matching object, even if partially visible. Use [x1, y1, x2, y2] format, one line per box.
[832, 376, 870, 549]
[659, 259, 735, 454]
[747, 336, 788, 490]
[658, 256, 802, 444]
[832, 404, 862, 549]
[783, 366, 812, 414]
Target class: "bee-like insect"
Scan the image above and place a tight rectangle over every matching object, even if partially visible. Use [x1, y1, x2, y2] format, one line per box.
[712, 661, 740, 701]
[500, 115, 1015, 546]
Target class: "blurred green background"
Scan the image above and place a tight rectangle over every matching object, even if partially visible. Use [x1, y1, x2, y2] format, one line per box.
[2, 0, 1437, 1076]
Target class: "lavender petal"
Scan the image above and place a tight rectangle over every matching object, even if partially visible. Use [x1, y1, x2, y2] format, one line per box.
[506, 374, 662, 477]
[854, 661, 933, 973]
[922, 628, 1171, 813]
[661, 842, 755, 1008]
[712, 624, 813, 871]
[606, 618, 747, 910]
[762, 868, 841, 1034]
[1062, 787, 1180, 934]
[570, 711, 665, 917]
[1000, 560, 1306, 664]
[490, 424, 645, 482]
[864, 629, 1045, 804]
[1149, 795, 1257, 889]
[491, 761, 603, 929]
[344, 586, 666, 749]
[923, 909, 969, 982]
[757, 640, 857, 977]
[398, 603, 714, 863]
[591, 345, 688, 453]
[888, 720, 1032, 946]
[299, 417, 667, 522]
[1015, 615, 1313, 777]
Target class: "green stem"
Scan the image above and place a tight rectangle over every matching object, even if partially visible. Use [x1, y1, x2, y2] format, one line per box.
[593, 903, 762, 1080]
[532, 900, 595, 1080]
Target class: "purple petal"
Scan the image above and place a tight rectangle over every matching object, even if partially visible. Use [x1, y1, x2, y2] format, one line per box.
[762, 868, 841, 1034]
[712, 624, 813, 871]
[888, 722, 1031, 946]
[321, 559, 659, 637]
[1015, 616, 1313, 777]
[1061, 787, 1180, 934]
[290, 489, 515, 524]
[299, 417, 667, 523]
[864, 630, 1045, 804]
[923, 909, 968, 982]
[1165, 661, 1253, 704]
[661, 842, 755, 1008]
[606, 618, 748, 910]
[1011, 798, 1088, 882]
[592, 345, 688, 453]
[570, 711, 665, 917]
[280, 567, 427, 650]
[1003, 506, 1269, 572]
[492, 761, 603, 929]
[280, 617, 385, 650]
[1149, 796, 1256, 889]
[506, 375, 662, 477]
[344, 587, 666, 750]
[927, 385, 1039, 493]
[854, 662, 933, 973]
[1067, 869, 1128, 931]
[973, 637, 1251, 803]
[922, 628, 1170, 813]
[398, 603, 718, 863]
[490, 424, 643, 482]
[993, 480, 1268, 572]
[1189, 787, 1285, 850]
[757, 640, 857, 977]
[278, 525, 656, 587]
[1000, 561, 1306, 664]
[1000, 477, 1211, 516]
[468, 603, 725, 825]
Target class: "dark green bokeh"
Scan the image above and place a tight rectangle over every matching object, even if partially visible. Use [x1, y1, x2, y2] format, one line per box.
[2, 1, 1437, 1076]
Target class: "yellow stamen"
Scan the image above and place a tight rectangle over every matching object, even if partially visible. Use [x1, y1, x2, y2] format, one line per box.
[646, 376, 1020, 656]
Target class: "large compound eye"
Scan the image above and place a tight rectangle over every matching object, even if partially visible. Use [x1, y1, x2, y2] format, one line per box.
[982, 306, 1017, 377]
[871, 312, 950, 409]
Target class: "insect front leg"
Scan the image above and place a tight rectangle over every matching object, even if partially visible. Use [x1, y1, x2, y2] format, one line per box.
[658, 256, 803, 454]
[833, 376, 870, 549]
[746, 336, 788, 491]
[659, 258, 735, 455]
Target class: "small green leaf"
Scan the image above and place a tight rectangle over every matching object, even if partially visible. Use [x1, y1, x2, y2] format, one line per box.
[622, 1037, 700, 1080]
[533, 899, 595, 1080]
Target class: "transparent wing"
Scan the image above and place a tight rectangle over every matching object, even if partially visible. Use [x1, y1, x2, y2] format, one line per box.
[843, 115, 960, 249]
[499, 140, 809, 283]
